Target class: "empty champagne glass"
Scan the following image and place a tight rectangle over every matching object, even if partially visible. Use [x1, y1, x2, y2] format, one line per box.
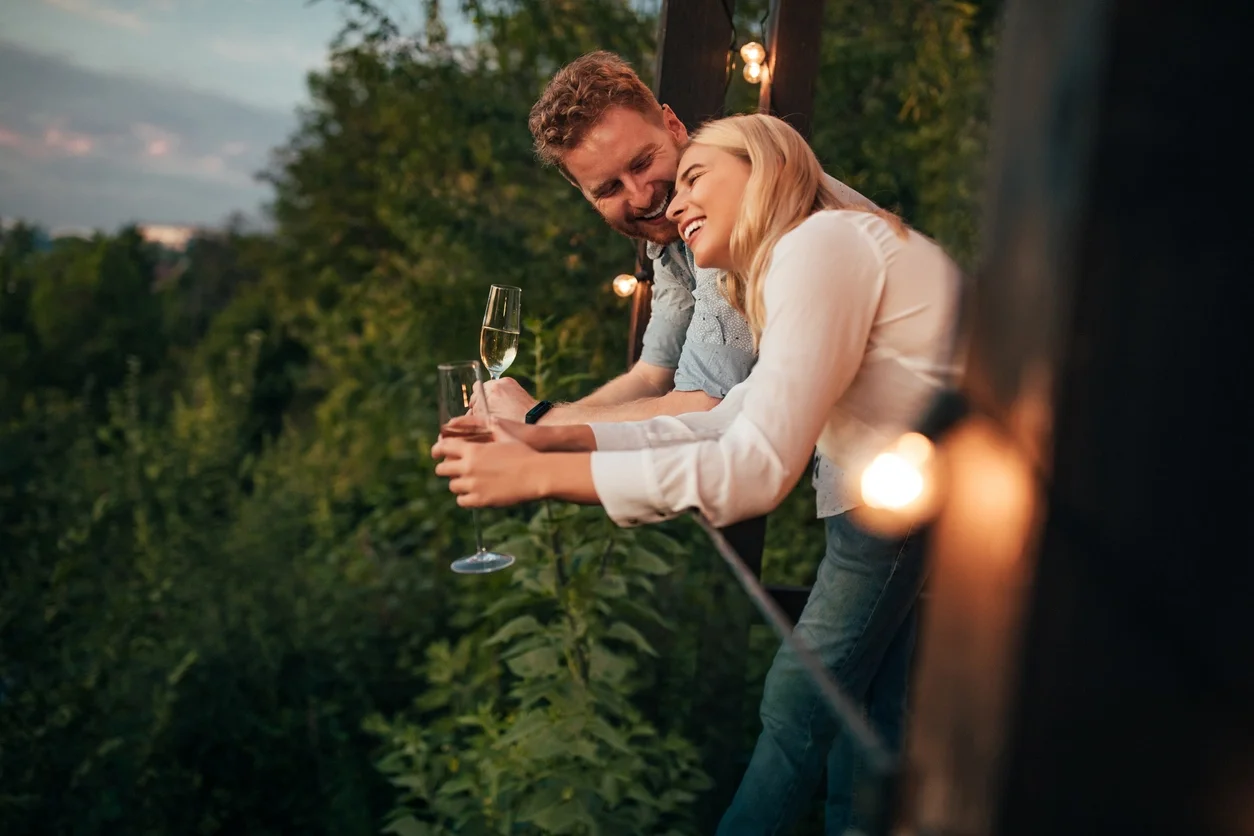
[437, 360, 516, 574]
[480, 285, 521, 379]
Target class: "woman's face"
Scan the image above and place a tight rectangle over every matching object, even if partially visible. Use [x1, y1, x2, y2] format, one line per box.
[666, 143, 751, 270]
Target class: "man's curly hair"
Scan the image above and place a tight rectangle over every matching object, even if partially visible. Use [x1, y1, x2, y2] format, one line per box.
[528, 51, 663, 175]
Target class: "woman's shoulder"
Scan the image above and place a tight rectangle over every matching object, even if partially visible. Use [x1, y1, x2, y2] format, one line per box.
[775, 210, 887, 262]
[783, 208, 888, 243]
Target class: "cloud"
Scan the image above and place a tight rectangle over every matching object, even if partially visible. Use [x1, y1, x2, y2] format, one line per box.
[209, 36, 326, 70]
[0, 41, 296, 229]
[41, 0, 149, 32]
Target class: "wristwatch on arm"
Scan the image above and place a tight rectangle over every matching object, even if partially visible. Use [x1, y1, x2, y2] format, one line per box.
[525, 400, 554, 425]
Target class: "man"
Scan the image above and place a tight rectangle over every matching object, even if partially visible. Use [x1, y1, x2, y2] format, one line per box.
[496, 52, 915, 834]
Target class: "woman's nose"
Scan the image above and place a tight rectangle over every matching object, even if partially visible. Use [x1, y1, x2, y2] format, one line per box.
[666, 189, 688, 222]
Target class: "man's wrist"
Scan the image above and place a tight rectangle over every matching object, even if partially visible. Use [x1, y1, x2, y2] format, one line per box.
[525, 400, 555, 425]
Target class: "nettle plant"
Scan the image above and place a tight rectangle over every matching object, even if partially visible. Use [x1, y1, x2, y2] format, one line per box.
[367, 319, 710, 835]
[368, 503, 710, 835]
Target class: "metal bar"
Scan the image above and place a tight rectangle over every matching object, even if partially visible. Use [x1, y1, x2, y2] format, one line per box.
[692, 511, 896, 775]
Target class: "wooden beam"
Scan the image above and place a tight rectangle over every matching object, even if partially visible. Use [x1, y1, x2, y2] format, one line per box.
[653, 0, 735, 129]
[759, 0, 828, 137]
[626, 0, 735, 368]
[899, 0, 1254, 833]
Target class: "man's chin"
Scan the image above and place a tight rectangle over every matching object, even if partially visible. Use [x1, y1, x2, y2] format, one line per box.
[610, 219, 681, 246]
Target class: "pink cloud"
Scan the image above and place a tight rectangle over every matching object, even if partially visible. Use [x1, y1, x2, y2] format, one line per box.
[0, 125, 24, 148]
[42, 0, 148, 31]
[132, 123, 180, 158]
[44, 126, 95, 156]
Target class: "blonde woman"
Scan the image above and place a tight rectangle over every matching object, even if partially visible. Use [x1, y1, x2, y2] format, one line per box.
[434, 114, 961, 834]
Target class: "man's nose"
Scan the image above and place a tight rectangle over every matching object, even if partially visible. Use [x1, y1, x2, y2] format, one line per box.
[622, 174, 651, 211]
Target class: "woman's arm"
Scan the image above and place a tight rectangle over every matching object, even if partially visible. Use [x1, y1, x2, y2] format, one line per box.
[591, 213, 886, 527]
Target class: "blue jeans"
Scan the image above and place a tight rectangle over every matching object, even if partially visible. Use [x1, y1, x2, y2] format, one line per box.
[718, 513, 928, 836]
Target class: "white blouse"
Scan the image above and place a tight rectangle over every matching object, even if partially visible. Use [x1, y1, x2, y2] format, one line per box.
[588, 210, 962, 528]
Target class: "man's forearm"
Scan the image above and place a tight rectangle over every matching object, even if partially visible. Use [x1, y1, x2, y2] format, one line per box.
[541, 388, 721, 424]
[574, 364, 673, 408]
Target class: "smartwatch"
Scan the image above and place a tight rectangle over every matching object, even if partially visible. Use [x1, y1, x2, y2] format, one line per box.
[525, 400, 554, 425]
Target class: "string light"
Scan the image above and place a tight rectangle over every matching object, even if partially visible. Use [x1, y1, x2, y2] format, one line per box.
[861, 433, 934, 511]
[612, 273, 638, 297]
[850, 390, 971, 535]
[740, 41, 767, 85]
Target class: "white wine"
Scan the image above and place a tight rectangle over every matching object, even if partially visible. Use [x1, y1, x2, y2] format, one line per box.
[480, 326, 519, 377]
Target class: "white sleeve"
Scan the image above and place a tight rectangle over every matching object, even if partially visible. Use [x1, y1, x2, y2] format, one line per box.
[589, 213, 885, 527]
[589, 397, 741, 452]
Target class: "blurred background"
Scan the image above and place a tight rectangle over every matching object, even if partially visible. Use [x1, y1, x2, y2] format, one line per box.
[0, 1, 998, 833]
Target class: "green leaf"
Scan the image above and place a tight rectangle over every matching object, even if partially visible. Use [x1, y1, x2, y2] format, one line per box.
[604, 621, 657, 656]
[504, 646, 562, 678]
[526, 800, 594, 833]
[485, 615, 542, 646]
[625, 546, 672, 575]
[586, 717, 632, 753]
[383, 816, 431, 836]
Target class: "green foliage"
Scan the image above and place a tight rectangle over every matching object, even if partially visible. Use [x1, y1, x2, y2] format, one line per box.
[370, 504, 710, 836]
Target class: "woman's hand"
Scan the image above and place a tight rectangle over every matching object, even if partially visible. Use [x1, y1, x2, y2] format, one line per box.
[433, 420, 546, 507]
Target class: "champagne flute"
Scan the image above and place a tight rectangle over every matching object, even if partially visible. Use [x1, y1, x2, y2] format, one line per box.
[437, 360, 516, 574]
[481, 284, 521, 379]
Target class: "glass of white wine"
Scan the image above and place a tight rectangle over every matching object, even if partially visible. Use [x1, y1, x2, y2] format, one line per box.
[437, 360, 516, 574]
[480, 284, 521, 379]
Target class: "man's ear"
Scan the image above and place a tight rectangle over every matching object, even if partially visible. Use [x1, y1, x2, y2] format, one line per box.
[660, 104, 689, 144]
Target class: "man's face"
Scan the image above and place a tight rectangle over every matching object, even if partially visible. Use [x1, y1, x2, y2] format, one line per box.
[562, 105, 688, 246]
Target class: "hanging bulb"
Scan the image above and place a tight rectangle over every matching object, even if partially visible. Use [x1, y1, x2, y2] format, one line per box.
[743, 61, 763, 84]
[612, 273, 638, 297]
[739, 41, 766, 65]
[861, 433, 934, 511]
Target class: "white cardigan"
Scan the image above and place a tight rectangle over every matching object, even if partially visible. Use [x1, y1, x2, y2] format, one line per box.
[588, 210, 962, 528]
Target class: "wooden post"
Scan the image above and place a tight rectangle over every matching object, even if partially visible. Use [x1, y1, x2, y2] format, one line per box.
[759, 0, 828, 137]
[898, 0, 1254, 833]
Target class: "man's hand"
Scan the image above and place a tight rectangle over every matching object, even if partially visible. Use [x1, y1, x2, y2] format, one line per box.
[481, 377, 539, 423]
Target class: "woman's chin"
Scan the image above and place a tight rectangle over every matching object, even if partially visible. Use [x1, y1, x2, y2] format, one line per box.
[690, 244, 730, 271]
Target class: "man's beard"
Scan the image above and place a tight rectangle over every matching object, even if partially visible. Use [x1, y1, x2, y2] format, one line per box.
[604, 181, 680, 246]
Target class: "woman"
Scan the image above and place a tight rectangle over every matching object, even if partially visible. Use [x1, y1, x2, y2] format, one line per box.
[434, 114, 961, 834]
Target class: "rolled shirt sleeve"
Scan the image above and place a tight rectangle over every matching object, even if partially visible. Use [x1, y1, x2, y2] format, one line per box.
[637, 243, 695, 370]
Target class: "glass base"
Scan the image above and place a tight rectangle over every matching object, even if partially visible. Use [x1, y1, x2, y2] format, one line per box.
[451, 550, 516, 574]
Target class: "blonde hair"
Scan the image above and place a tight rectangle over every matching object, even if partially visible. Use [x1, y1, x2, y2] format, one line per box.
[688, 114, 906, 342]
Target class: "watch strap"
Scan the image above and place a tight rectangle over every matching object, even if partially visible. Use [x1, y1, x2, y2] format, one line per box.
[525, 400, 554, 425]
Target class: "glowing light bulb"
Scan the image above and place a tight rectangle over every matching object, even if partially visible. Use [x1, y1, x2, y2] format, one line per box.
[739, 41, 766, 65]
[743, 61, 763, 84]
[860, 432, 934, 510]
[612, 273, 638, 297]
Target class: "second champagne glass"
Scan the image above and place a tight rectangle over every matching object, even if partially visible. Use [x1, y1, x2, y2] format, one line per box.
[481, 284, 521, 379]
[437, 360, 516, 574]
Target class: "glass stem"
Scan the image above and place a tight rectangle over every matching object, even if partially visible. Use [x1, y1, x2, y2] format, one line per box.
[472, 508, 485, 554]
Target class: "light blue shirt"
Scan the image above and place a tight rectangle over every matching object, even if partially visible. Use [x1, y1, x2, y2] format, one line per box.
[639, 240, 757, 397]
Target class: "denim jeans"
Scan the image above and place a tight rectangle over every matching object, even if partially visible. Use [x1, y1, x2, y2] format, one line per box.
[717, 513, 928, 836]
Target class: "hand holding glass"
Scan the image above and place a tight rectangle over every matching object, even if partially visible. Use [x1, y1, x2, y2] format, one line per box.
[437, 360, 516, 574]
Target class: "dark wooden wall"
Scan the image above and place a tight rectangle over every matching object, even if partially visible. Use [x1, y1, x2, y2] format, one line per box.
[900, 0, 1254, 833]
